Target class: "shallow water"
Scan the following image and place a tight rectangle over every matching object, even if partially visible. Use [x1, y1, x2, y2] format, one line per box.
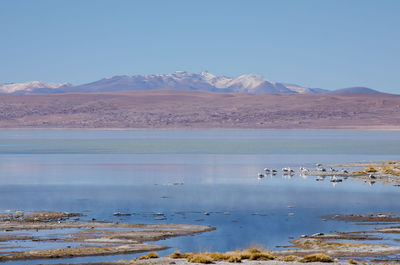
[0, 129, 399, 264]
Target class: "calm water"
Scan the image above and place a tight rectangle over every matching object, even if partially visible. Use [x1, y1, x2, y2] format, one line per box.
[1, 129, 400, 264]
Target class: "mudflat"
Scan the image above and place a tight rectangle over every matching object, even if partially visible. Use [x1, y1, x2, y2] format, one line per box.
[0, 211, 214, 262]
[1, 90, 400, 129]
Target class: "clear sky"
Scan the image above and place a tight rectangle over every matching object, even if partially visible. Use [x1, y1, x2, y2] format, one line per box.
[0, 0, 399, 93]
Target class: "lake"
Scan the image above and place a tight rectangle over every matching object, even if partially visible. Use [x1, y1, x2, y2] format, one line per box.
[1, 129, 400, 264]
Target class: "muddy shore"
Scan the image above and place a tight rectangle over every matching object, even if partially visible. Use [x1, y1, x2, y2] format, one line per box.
[2, 210, 400, 264]
[46, 258, 374, 265]
[0, 211, 214, 262]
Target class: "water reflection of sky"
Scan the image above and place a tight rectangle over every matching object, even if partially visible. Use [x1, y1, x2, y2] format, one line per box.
[0, 129, 399, 141]
[0, 129, 399, 264]
[0, 154, 398, 185]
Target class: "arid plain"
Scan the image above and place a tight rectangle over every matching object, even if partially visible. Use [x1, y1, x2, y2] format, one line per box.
[1, 90, 400, 129]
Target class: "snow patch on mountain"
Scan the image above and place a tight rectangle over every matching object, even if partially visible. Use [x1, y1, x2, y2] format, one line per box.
[0, 72, 381, 95]
[0, 81, 70, 94]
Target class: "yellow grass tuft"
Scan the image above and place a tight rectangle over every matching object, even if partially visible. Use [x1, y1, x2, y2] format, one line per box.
[244, 247, 261, 254]
[186, 253, 214, 264]
[167, 248, 278, 263]
[138, 252, 158, 260]
[227, 254, 242, 263]
[147, 252, 158, 259]
[207, 252, 226, 261]
[348, 259, 357, 264]
[281, 255, 300, 262]
[167, 250, 189, 259]
[382, 163, 400, 175]
[365, 165, 377, 172]
[249, 252, 275, 261]
[299, 253, 334, 263]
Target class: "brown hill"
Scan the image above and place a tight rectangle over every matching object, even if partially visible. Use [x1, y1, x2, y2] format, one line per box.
[0, 90, 399, 129]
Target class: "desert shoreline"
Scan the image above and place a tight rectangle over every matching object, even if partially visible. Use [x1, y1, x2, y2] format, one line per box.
[1, 127, 400, 130]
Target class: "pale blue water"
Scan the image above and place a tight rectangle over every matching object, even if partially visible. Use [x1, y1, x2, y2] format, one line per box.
[0, 129, 400, 264]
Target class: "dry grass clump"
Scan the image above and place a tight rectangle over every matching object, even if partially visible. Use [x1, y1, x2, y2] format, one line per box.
[348, 259, 357, 264]
[165, 249, 334, 264]
[239, 247, 260, 259]
[299, 253, 334, 263]
[200, 251, 243, 263]
[354, 161, 400, 176]
[186, 253, 214, 264]
[147, 252, 159, 258]
[365, 165, 378, 172]
[354, 164, 378, 174]
[244, 247, 261, 253]
[226, 254, 242, 263]
[382, 163, 400, 175]
[292, 239, 314, 249]
[167, 248, 275, 263]
[208, 252, 228, 261]
[138, 252, 159, 260]
[167, 250, 189, 259]
[248, 252, 275, 261]
[280, 255, 300, 262]
[237, 248, 275, 260]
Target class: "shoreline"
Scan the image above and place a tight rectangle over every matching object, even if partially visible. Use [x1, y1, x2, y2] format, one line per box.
[0, 211, 214, 262]
[2, 208, 400, 264]
[0, 127, 400, 131]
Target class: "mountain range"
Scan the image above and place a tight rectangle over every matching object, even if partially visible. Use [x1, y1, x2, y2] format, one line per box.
[0, 71, 383, 95]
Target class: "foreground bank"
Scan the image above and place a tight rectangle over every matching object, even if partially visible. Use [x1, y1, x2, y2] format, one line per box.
[2, 209, 400, 264]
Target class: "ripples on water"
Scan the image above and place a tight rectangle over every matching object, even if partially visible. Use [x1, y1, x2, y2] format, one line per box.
[0, 129, 399, 264]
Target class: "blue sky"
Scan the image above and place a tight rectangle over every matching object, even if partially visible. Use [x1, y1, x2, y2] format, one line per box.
[0, 0, 399, 93]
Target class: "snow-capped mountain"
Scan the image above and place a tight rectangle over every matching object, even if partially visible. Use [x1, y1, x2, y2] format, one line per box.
[0, 81, 71, 94]
[281, 83, 328, 94]
[0, 72, 383, 95]
[59, 71, 306, 94]
[198, 72, 293, 93]
[328, 87, 381, 94]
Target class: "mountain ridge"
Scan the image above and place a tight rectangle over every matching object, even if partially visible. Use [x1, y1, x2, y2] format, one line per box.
[0, 71, 385, 95]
